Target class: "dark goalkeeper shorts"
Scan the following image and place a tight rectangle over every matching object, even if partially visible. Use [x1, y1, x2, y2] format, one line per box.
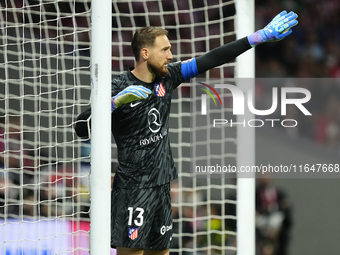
[111, 182, 173, 250]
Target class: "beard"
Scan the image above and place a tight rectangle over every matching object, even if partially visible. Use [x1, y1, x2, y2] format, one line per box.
[147, 57, 169, 77]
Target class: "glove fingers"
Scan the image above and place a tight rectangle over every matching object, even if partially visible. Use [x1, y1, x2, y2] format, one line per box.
[127, 85, 152, 94]
[278, 19, 298, 33]
[276, 29, 292, 40]
[126, 92, 146, 100]
[113, 85, 152, 108]
[126, 89, 149, 99]
[249, 10, 297, 46]
[287, 19, 298, 29]
[121, 86, 152, 99]
[134, 86, 151, 98]
[131, 85, 151, 91]
[283, 12, 298, 23]
[276, 11, 297, 24]
[136, 86, 152, 95]
[276, 11, 298, 32]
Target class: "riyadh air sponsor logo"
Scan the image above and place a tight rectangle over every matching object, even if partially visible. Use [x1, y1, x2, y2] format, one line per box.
[148, 108, 162, 133]
[160, 224, 172, 235]
[139, 129, 167, 146]
[139, 108, 167, 146]
[198, 83, 311, 128]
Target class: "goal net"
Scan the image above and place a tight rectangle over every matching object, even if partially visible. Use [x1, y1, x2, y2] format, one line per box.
[0, 0, 250, 254]
[0, 0, 91, 254]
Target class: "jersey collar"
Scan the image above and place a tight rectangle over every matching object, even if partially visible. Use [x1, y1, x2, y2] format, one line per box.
[128, 67, 160, 90]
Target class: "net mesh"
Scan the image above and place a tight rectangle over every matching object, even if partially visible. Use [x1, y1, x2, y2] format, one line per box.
[0, 0, 238, 254]
[0, 0, 91, 253]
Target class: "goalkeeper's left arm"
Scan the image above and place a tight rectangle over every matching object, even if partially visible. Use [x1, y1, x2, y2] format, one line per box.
[181, 10, 298, 80]
[74, 85, 151, 138]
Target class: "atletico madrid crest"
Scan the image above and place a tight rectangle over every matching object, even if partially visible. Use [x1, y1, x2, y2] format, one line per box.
[128, 228, 139, 240]
[155, 82, 165, 97]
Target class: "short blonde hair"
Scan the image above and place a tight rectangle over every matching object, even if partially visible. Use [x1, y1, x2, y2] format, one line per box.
[131, 27, 168, 61]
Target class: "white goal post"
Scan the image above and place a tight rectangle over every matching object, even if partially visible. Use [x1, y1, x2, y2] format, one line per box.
[235, 1, 256, 255]
[90, 0, 112, 254]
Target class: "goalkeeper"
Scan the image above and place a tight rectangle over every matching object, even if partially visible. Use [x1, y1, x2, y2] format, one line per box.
[75, 10, 297, 255]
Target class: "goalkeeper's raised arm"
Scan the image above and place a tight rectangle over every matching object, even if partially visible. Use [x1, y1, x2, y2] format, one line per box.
[182, 10, 298, 80]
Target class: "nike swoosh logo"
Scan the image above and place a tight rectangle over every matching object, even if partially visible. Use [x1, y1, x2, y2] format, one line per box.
[130, 101, 142, 107]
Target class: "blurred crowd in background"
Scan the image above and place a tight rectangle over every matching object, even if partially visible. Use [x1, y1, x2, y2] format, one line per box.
[255, 0, 340, 79]
[254, 0, 340, 153]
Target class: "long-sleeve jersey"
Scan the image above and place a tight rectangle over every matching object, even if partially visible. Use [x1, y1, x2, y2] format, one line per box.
[74, 37, 251, 189]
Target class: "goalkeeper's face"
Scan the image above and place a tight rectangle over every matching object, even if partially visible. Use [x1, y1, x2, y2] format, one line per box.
[147, 35, 173, 77]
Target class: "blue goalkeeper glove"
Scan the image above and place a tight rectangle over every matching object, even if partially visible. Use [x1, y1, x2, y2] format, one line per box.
[247, 10, 298, 47]
[111, 85, 151, 111]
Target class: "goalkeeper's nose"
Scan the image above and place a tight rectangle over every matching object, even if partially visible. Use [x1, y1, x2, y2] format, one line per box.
[167, 50, 173, 60]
